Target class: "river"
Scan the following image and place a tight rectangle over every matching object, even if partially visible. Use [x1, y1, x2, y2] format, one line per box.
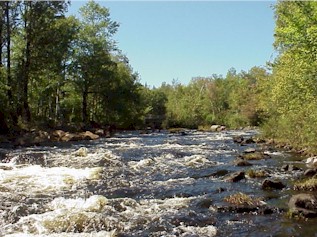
[0, 129, 316, 237]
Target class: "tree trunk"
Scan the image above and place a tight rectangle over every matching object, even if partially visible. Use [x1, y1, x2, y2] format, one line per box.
[0, 4, 8, 133]
[22, 3, 31, 122]
[55, 86, 60, 124]
[5, 2, 17, 125]
[82, 87, 88, 124]
[0, 3, 3, 68]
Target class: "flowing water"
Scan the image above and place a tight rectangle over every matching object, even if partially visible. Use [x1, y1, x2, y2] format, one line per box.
[0, 130, 316, 237]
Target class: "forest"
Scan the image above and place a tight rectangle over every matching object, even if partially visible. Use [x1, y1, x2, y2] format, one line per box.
[0, 1, 317, 154]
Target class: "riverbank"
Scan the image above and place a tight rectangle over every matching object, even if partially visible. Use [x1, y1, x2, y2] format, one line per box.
[0, 126, 113, 148]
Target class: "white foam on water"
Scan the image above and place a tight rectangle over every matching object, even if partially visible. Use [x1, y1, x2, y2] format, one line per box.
[147, 142, 185, 149]
[47, 148, 121, 168]
[184, 155, 216, 168]
[0, 165, 102, 195]
[2, 196, 111, 235]
[154, 177, 195, 186]
[4, 230, 117, 237]
[2, 195, 217, 236]
[264, 151, 285, 156]
[128, 158, 155, 171]
[128, 152, 221, 176]
[48, 195, 108, 212]
[172, 225, 217, 237]
[104, 141, 140, 149]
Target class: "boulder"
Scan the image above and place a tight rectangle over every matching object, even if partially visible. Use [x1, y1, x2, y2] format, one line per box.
[33, 130, 50, 143]
[242, 137, 255, 145]
[305, 157, 317, 168]
[233, 135, 244, 144]
[281, 164, 301, 172]
[304, 168, 317, 177]
[210, 125, 221, 132]
[60, 132, 75, 142]
[234, 158, 252, 167]
[288, 193, 317, 218]
[211, 169, 229, 177]
[52, 130, 66, 141]
[262, 179, 285, 190]
[243, 148, 256, 154]
[240, 151, 270, 160]
[224, 171, 245, 182]
[79, 131, 99, 140]
[218, 125, 226, 131]
[253, 137, 266, 144]
[74, 147, 88, 157]
[94, 129, 105, 136]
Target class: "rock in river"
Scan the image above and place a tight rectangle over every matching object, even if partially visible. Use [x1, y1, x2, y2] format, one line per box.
[305, 156, 317, 168]
[224, 171, 245, 182]
[262, 179, 286, 190]
[234, 158, 252, 167]
[304, 168, 317, 177]
[289, 194, 317, 218]
[281, 164, 301, 172]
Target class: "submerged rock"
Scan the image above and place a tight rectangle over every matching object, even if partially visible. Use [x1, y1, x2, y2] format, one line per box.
[224, 171, 245, 182]
[234, 158, 252, 167]
[233, 135, 255, 145]
[206, 169, 229, 178]
[262, 179, 286, 190]
[288, 193, 317, 218]
[52, 130, 100, 142]
[233, 135, 244, 144]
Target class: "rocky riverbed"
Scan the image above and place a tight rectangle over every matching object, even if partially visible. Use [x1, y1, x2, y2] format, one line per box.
[0, 129, 316, 236]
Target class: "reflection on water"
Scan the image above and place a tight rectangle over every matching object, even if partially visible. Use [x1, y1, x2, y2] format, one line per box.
[0, 130, 316, 236]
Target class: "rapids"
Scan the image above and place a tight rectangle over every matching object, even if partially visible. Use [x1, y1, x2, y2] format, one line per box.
[0, 130, 316, 236]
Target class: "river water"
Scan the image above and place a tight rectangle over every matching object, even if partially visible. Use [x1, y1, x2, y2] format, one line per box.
[0, 130, 316, 237]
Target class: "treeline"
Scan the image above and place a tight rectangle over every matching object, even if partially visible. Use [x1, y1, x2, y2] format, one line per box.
[0, 1, 144, 133]
[146, 1, 317, 153]
[143, 66, 268, 129]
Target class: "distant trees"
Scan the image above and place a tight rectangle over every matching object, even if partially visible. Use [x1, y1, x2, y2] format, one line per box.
[156, 66, 269, 129]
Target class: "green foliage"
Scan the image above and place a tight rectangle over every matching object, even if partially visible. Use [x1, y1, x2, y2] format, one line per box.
[0, 0, 143, 131]
[157, 67, 269, 129]
[259, 1, 317, 153]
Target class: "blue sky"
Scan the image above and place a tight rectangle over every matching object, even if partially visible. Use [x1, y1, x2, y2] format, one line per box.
[69, 1, 276, 87]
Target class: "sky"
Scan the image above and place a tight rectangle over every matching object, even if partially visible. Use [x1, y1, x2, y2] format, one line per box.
[69, 1, 276, 87]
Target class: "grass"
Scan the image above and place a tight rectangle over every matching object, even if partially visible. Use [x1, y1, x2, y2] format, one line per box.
[224, 192, 263, 206]
[294, 177, 317, 191]
[246, 169, 269, 178]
